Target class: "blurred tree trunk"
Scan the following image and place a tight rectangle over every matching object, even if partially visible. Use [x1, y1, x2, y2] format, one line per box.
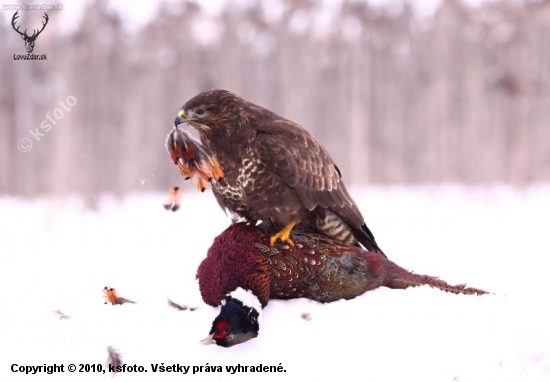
[1, 0, 550, 198]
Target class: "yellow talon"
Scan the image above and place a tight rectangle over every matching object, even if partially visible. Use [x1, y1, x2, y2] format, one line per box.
[269, 220, 296, 247]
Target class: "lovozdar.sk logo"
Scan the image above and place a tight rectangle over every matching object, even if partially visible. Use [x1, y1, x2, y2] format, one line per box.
[11, 10, 48, 60]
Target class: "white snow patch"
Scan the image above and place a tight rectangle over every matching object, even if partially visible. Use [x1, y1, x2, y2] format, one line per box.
[1, 185, 549, 382]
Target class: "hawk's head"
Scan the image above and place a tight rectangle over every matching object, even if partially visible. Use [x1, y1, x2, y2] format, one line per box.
[174, 89, 251, 140]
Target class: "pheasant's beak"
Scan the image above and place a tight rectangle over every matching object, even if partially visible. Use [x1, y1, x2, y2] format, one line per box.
[200, 333, 215, 345]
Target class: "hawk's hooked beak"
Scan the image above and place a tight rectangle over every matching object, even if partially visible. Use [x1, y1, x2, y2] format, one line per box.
[174, 110, 186, 128]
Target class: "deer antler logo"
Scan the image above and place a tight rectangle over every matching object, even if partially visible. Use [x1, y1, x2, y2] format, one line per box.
[11, 11, 49, 54]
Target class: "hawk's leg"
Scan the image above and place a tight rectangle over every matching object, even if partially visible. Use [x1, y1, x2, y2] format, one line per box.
[269, 220, 296, 247]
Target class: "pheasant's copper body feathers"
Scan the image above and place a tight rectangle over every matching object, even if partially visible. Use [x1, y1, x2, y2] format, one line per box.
[103, 286, 136, 305]
[196, 223, 489, 307]
[162, 186, 182, 211]
[174, 89, 383, 253]
[165, 128, 223, 192]
[106, 346, 123, 376]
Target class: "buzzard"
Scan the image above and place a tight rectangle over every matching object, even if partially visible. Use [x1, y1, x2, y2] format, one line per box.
[174, 89, 383, 254]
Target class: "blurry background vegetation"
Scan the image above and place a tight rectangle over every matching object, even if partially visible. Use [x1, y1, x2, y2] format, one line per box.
[1, 0, 550, 204]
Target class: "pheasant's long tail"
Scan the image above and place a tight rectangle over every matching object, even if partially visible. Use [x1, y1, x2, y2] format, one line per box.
[389, 272, 490, 296]
[375, 255, 491, 296]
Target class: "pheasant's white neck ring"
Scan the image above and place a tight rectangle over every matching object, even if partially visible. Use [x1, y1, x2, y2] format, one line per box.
[227, 287, 262, 315]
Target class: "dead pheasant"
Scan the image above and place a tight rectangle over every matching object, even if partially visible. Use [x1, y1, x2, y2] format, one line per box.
[165, 128, 223, 192]
[197, 222, 489, 347]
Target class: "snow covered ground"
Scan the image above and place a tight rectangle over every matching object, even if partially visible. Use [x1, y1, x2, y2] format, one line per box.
[1, 184, 549, 382]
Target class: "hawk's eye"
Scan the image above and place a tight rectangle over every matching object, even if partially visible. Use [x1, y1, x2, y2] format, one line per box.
[195, 107, 206, 116]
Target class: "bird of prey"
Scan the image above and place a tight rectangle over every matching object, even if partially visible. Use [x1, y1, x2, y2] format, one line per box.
[174, 89, 383, 253]
[197, 222, 489, 347]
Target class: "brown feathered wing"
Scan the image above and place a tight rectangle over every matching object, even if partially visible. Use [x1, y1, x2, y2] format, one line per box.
[253, 120, 364, 230]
